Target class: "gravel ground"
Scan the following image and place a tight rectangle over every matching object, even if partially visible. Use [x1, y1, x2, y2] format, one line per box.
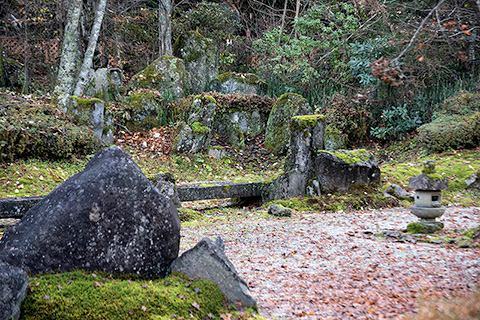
[179, 206, 480, 320]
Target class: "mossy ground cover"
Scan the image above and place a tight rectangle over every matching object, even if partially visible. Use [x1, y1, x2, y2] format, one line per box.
[21, 270, 261, 320]
[379, 145, 480, 206]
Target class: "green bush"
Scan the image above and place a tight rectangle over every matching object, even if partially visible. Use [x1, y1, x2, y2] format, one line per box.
[418, 91, 480, 152]
[0, 97, 100, 161]
[418, 113, 480, 152]
[370, 104, 422, 140]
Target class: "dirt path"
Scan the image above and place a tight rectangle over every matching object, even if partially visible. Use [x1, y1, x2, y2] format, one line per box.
[179, 207, 480, 319]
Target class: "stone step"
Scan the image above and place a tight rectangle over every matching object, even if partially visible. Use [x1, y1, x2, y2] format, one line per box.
[0, 181, 265, 219]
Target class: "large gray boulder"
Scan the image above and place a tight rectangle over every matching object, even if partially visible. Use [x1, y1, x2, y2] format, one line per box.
[174, 31, 218, 94]
[0, 147, 180, 277]
[212, 72, 263, 95]
[128, 55, 189, 98]
[264, 93, 311, 156]
[0, 262, 29, 320]
[271, 115, 325, 199]
[314, 150, 381, 193]
[171, 237, 257, 308]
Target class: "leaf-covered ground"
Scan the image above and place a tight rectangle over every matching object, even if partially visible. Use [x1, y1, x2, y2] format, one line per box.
[179, 206, 480, 319]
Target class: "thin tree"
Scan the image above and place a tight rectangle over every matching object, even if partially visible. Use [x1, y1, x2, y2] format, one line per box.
[74, 0, 108, 95]
[51, 0, 83, 109]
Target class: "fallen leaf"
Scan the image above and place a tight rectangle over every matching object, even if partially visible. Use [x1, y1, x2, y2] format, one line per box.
[192, 302, 201, 311]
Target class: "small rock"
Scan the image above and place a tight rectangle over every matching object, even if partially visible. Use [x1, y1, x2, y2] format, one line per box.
[0, 262, 29, 320]
[268, 204, 292, 217]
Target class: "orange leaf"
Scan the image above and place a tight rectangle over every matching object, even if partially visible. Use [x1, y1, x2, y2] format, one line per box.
[461, 24, 468, 30]
[463, 30, 472, 35]
[418, 56, 424, 62]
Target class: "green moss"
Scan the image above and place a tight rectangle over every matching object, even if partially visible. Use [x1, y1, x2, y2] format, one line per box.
[291, 114, 325, 131]
[320, 149, 372, 164]
[463, 227, 480, 239]
[407, 222, 444, 234]
[193, 94, 216, 105]
[199, 183, 216, 187]
[20, 270, 261, 319]
[222, 184, 231, 193]
[69, 96, 103, 106]
[191, 122, 210, 135]
[426, 173, 444, 181]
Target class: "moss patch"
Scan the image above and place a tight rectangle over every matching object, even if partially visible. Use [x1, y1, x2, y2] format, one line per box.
[407, 222, 444, 234]
[320, 149, 372, 164]
[21, 270, 261, 320]
[291, 114, 325, 131]
[191, 122, 210, 135]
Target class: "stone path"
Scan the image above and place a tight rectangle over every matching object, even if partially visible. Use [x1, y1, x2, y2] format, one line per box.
[179, 206, 480, 319]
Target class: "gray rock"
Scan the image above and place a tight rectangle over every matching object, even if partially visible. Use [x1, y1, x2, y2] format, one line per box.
[155, 174, 181, 208]
[109, 68, 123, 87]
[171, 237, 257, 308]
[466, 171, 480, 189]
[208, 147, 227, 159]
[270, 115, 325, 199]
[0, 262, 29, 320]
[84, 68, 109, 100]
[212, 72, 262, 95]
[173, 96, 216, 154]
[174, 31, 218, 94]
[128, 55, 188, 98]
[267, 204, 292, 217]
[314, 150, 381, 193]
[264, 93, 311, 156]
[408, 174, 448, 191]
[0, 147, 180, 277]
[386, 184, 408, 198]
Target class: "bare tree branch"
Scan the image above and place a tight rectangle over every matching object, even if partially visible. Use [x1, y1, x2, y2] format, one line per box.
[391, 0, 446, 66]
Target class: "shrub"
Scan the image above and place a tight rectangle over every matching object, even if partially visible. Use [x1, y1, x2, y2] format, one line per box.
[0, 95, 100, 161]
[418, 113, 480, 152]
[418, 91, 480, 152]
[370, 104, 422, 140]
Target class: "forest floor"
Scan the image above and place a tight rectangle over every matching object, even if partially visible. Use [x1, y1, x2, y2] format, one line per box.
[179, 205, 480, 319]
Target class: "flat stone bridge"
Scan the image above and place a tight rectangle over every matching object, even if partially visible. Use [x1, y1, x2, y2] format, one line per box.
[0, 181, 264, 219]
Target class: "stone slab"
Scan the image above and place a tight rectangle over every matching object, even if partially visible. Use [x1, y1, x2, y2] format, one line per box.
[0, 182, 264, 218]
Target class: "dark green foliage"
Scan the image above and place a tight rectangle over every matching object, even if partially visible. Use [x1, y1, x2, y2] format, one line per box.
[370, 104, 422, 140]
[0, 93, 100, 161]
[321, 93, 369, 147]
[418, 91, 480, 152]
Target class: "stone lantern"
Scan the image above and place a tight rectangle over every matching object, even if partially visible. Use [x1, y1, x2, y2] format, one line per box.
[407, 161, 448, 233]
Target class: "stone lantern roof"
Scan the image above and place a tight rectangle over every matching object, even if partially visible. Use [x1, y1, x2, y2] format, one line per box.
[408, 160, 448, 191]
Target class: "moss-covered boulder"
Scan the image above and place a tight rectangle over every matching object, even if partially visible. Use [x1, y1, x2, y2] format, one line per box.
[264, 93, 311, 156]
[128, 56, 188, 98]
[120, 89, 166, 132]
[212, 72, 264, 95]
[314, 149, 381, 193]
[174, 30, 218, 94]
[268, 115, 326, 199]
[83, 68, 122, 105]
[68, 96, 113, 144]
[173, 96, 216, 154]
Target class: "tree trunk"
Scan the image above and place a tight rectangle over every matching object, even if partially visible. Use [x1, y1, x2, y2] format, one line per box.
[159, 0, 173, 56]
[74, 0, 107, 96]
[278, 0, 288, 47]
[51, 0, 83, 109]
